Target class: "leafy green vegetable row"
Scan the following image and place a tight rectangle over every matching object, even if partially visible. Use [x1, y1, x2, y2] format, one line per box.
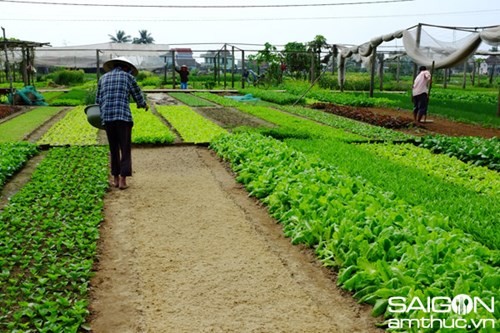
[417, 135, 500, 172]
[156, 105, 227, 143]
[287, 138, 499, 249]
[0, 146, 109, 332]
[195, 92, 411, 141]
[282, 83, 398, 108]
[34, 105, 175, 146]
[210, 132, 499, 330]
[0, 107, 63, 143]
[0, 142, 39, 188]
[130, 105, 176, 144]
[240, 87, 304, 105]
[37, 106, 99, 146]
[168, 92, 215, 107]
[430, 89, 498, 105]
[360, 143, 500, 197]
[193, 92, 249, 108]
[194, 92, 364, 141]
[239, 83, 397, 108]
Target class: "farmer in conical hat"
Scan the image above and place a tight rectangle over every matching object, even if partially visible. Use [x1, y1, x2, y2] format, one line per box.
[175, 64, 190, 89]
[96, 56, 149, 190]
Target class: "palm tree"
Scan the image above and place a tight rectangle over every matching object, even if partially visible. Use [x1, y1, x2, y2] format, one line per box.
[132, 30, 155, 44]
[108, 30, 132, 43]
[307, 35, 328, 82]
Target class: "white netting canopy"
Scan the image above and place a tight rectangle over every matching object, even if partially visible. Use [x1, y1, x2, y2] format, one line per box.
[402, 25, 500, 69]
[337, 24, 500, 70]
[34, 42, 170, 70]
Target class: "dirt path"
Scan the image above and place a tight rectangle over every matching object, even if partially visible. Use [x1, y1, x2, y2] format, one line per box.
[363, 107, 500, 138]
[89, 146, 382, 333]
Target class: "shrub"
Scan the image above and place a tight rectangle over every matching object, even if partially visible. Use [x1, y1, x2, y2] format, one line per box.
[49, 69, 85, 86]
[140, 76, 161, 88]
[136, 70, 154, 81]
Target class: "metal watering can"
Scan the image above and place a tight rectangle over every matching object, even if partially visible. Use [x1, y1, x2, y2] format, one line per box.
[84, 104, 105, 130]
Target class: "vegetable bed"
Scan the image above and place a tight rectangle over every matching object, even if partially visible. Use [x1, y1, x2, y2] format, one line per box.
[0, 146, 109, 332]
[0, 107, 63, 143]
[156, 105, 227, 143]
[0, 142, 39, 188]
[210, 132, 499, 331]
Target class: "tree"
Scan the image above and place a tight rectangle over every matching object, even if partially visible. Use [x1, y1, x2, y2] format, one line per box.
[307, 35, 329, 81]
[132, 30, 155, 44]
[282, 42, 309, 79]
[109, 30, 131, 43]
[249, 42, 282, 84]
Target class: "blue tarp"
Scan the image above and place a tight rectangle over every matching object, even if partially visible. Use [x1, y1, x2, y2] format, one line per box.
[224, 94, 260, 102]
[8, 86, 48, 106]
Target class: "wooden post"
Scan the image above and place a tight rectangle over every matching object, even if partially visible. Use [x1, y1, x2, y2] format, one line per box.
[310, 50, 315, 83]
[396, 56, 400, 84]
[171, 50, 176, 89]
[213, 55, 217, 85]
[378, 53, 384, 92]
[163, 56, 167, 86]
[231, 46, 235, 89]
[497, 84, 500, 117]
[413, 24, 422, 79]
[471, 61, 476, 86]
[489, 62, 496, 85]
[223, 44, 227, 89]
[1, 26, 14, 105]
[241, 49, 246, 89]
[96, 50, 101, 81]
[426, 60, 435, 122]
[369, 46, 377, 97]
[217, 53, 221, 85]
[462, 61, 467, 89]
[338, 56, 345, 92]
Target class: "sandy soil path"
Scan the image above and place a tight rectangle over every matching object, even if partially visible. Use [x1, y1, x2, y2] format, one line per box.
[89, 146, 382, 333]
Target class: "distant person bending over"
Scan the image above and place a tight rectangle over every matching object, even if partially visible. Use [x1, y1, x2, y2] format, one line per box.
[412, 65, 432, 123]
[96, 57, 149, 190]
[243, 69, 258, 85]
[175, 65, 190, 89]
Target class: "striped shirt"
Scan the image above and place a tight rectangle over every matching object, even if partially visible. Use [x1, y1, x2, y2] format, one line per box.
[96, 68, 146, 124]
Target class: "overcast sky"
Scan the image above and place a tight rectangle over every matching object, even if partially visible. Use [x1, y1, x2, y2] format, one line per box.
[0, 0, 499, 51]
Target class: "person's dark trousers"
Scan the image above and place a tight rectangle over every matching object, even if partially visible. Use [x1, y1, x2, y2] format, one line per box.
[105, 120, 133, 177]
[413, 93, 428, 120]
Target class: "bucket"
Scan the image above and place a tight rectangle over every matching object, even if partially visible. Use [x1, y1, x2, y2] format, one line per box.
[84, 104, 105, 129]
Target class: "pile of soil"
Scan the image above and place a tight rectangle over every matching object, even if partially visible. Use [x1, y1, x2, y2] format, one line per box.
[0, 105, 22, 120]
[312, 102, 413, 129]
[311, 102, 500, 138]
[361, 106, 500, 138]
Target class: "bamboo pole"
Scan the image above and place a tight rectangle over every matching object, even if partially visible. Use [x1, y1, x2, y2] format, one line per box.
[369, 46, 377, 97]
[1, 27, 14, 105]
[497, 84, 500, 117]
[426, 60, 435, 122]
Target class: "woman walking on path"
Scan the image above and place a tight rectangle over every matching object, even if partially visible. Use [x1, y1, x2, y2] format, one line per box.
[96, 57, 149, 190]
